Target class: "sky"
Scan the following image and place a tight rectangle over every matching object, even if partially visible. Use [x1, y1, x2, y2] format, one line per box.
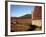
[10, 5, 35, 17]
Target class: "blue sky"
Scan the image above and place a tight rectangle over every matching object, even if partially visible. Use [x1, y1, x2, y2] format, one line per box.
[10, 5, 34, 17]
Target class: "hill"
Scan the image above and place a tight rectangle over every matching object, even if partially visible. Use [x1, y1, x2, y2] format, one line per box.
[17, 14, 32, 19]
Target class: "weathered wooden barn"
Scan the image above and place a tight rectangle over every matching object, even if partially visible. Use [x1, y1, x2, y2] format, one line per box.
[32, 6, 42, 26]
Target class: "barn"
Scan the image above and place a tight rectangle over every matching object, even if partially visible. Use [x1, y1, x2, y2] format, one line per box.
[32, 6, 42, 27]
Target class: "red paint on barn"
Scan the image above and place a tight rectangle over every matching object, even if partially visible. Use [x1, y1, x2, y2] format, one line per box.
[11, 17, 32, 24]
[32, 6, 42, 20]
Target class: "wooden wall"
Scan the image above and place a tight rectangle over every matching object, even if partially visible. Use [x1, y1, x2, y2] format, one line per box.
[32, 6, 42, 20]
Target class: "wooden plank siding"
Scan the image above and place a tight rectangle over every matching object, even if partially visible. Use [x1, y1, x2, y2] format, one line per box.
[32, 6, 42, 20]
[11, 18, 32, 24]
